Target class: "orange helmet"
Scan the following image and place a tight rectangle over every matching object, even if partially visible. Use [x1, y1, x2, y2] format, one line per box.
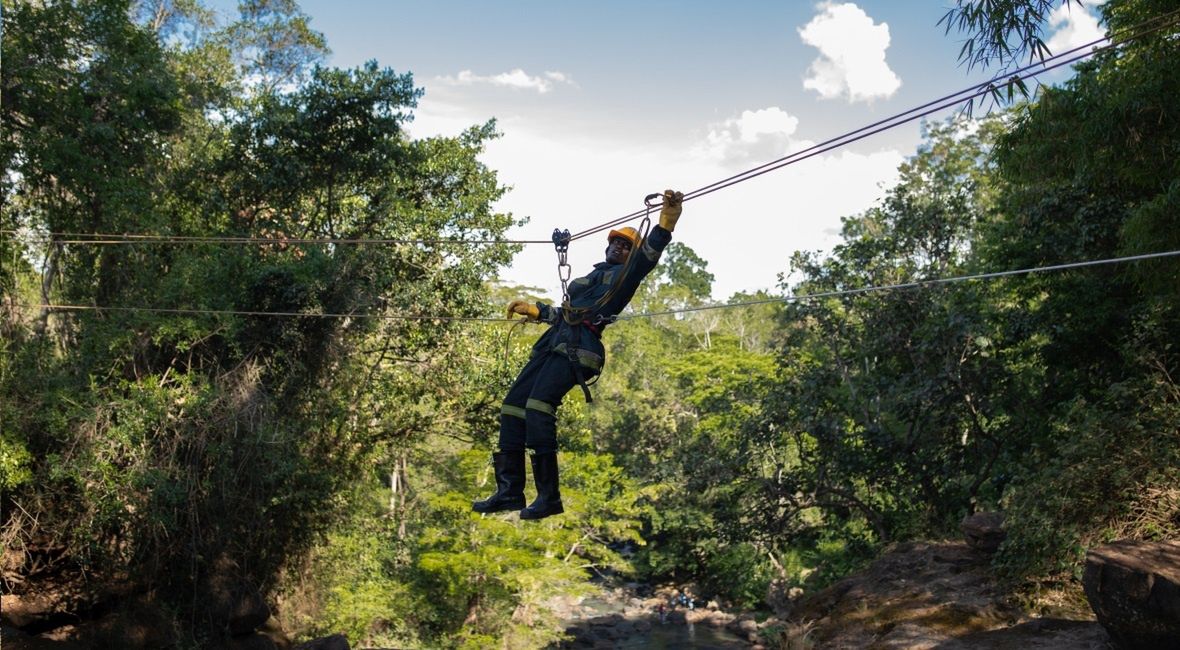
[607, 226, 640, 248]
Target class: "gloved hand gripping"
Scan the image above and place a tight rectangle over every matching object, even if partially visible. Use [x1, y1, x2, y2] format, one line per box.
[659, 189, 684, 232]
[506, 300, 540, 321]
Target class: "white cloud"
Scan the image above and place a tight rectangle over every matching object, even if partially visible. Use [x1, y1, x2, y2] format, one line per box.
[693, 107, 805, 167]
[799, 2, 901, 103]
[435, 68, 575, 94]
[1046, 2, 1105, 55]
[410, 96, 906, 301]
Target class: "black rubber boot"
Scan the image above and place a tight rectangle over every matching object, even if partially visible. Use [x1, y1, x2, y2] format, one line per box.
[472, 451, 526, 513]
[520, 452, 564, 520]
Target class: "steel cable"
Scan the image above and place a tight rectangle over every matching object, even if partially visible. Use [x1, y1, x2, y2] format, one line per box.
[566, 9, 1180, 241]
[617, 250, 1180, 320]
[20, 250, 1178, 323]
[0, 230, 549, 246]
[9, 9, 1177, 250]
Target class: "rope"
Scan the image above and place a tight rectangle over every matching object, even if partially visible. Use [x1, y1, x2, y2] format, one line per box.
[0, 230, 548, 246]
[20, 250, 1179, 322]
[561, 198, 655, 326]
[617, 250, 1180, 320]
[17, 302, 508, 321]
[566, 9, 1180, 242]
[502, 317, 535, 374]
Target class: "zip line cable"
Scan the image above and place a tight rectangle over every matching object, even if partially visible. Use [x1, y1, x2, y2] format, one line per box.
[7, 11, 1179, 328]
[567, 9, 1180, 241]
[23, 249, 1180, 322]
[0, 231, 550, 246]
[618, 250, 1180, 320]
[17, 302, 509, 322]
[10, 8, 1178, 250]
[680, 6, 1180, 204]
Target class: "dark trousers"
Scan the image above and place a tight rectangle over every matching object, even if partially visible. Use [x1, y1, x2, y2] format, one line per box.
[498, 352, 578, 454]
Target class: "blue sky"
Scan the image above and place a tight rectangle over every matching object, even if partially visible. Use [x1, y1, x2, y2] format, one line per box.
[230, 1, 1105, 299]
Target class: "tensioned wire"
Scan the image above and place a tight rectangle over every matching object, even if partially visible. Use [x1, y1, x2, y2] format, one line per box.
[0, 232, 551, 246]
[9, 13, 1179, 323]
[566, 8, 1180, 241]
[7, 7, 1177, 249]
[617, 250, 1180, 320]
[22, 250, 1180, 322]
[16, 303, 510, 322]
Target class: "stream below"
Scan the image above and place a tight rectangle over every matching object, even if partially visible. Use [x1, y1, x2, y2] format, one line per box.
[552, 592, 751, 649]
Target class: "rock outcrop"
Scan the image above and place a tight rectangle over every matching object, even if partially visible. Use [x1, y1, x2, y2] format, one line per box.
[790, 541, 1111, 649]
[960, 511, 1006, 555]
[1083, 540, 1180, 649]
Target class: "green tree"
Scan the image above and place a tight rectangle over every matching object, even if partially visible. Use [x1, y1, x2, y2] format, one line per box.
[972, 0, 1180, 579]
[757, 117, 1006, 559]
[941, 0, 1086, 71]
[1, 1, 517, 643]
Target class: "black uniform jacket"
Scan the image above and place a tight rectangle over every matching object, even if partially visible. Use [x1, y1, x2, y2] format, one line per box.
[532, 225, 672, 374]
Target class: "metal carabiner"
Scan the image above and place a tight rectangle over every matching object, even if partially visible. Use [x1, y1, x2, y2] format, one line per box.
[552, 228, 573, 307]
[592, 313, 618, 326]
[638, 192, 664, 233]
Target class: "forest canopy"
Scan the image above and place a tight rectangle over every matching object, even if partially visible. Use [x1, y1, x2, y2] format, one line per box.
[2, 0, 1177, 648]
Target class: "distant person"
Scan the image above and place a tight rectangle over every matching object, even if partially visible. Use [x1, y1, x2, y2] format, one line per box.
[473, 190, 685, 520]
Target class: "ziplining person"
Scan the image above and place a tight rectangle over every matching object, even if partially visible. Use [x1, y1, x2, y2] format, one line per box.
[473, 189, 685, 520]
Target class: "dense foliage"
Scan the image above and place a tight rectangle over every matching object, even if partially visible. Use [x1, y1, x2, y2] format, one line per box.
[2, 0, 1177, 648]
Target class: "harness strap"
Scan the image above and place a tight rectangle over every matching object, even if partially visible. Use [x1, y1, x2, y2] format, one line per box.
[567, 348, 594, 403]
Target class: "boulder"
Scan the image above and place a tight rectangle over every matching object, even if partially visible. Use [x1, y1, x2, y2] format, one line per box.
[202, 555, 270, 636]
[560, 625, 595, 648]
[706, 611, 735, 628]
[257, 616, 292, 650]
[737, 618, 760, 636]
[0, 593, 62, 628]
[684, 608, 710, 624]
[226, 588, 270, 636]
[960, 512, 1006, 555]
[873, 621, 950, 649]
[1083, 540, 1180, 649]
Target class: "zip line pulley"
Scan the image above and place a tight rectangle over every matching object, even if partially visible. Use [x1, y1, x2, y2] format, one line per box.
[552, 228, 572, 307]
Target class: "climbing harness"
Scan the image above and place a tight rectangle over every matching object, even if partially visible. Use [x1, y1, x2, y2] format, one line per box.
[503, 190, 670, 400]
[545, 193, 663, 403]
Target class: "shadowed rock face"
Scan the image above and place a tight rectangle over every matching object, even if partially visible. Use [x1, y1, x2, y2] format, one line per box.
[791, 541, 1112, 650]
[961, 512, 1007, 556]
[1083, 540, 1180, 649]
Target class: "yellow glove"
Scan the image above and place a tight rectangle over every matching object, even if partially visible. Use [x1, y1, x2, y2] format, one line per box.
[506, 300, 540, 321]
[659, 189, 684, 232]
